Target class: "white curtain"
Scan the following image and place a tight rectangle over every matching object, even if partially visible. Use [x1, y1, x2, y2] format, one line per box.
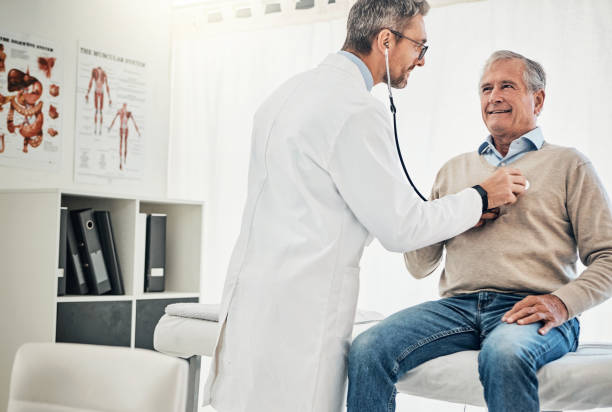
[169, 0, 612, 360]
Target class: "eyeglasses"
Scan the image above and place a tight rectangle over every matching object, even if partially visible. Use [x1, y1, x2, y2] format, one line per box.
[386, 28, 428, 61]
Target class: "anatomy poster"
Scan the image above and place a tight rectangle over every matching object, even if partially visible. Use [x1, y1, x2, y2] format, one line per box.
[74, 43, 146, 183]
[0, 31, 62, 170]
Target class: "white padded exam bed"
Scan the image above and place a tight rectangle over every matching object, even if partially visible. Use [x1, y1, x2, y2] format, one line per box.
[154, 303, 612, 412]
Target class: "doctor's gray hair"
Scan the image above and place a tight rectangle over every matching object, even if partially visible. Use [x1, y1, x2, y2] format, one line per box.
[342, 0, 430, 55]
[481, 50, 547, 92]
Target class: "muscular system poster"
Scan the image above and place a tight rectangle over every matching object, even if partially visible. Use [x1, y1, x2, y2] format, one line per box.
[74, 43, 146, 183]
[0, 31, 62, 170]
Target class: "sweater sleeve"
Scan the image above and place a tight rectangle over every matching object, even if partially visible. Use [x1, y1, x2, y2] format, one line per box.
[552, 161, 612, 318]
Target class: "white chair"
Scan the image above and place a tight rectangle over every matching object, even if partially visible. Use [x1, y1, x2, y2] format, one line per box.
[8, 342, 189, 412]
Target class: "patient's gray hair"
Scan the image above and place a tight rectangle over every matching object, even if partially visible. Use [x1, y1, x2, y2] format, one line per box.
[343, 0, 430, 55]
[481, 50, 546, 92]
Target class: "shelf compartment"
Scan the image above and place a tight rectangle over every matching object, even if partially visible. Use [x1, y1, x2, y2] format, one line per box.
[138, 201, 203, 294]
[56, 300, 132, 347]
[61, 194, 139, 296]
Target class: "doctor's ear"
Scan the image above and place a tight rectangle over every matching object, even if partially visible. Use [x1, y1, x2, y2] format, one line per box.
[377, 29, 393, 54]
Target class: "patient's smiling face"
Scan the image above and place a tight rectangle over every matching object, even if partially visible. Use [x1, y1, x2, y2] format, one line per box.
[479, 58, 544, 144]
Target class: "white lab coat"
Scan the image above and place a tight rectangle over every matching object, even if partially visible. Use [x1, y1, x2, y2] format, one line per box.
[203, 53, 482, 412]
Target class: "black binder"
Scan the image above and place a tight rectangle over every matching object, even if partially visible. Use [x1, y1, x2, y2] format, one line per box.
[94, 210, 125, 295]
[57, 207, 68, 296]
[71, 209, 111, 295]
[66, 212, 89, 295]
[145, 214, 167, 292]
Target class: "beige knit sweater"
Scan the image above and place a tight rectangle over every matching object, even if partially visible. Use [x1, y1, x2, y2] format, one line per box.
[404, 142, 612, 318]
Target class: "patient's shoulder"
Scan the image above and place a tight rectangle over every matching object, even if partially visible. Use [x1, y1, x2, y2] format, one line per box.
[438, 151, 480, 172]
[540, 143, 591, 167]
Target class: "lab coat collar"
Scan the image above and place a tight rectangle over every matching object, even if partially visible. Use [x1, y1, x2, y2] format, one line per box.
[337, 51, 374, 91]
[319, 53, 370, 92]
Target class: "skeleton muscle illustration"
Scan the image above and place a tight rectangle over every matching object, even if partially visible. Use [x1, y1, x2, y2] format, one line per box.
[85, 66, 111, 135]
[0, 69, 48, 153]
[108, 103, 140, 170]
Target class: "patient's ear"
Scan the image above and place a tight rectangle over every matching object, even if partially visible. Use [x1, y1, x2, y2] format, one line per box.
[534, 89, 545, 116]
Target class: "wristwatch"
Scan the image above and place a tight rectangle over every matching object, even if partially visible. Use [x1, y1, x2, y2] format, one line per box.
[472, 185, 488, 213]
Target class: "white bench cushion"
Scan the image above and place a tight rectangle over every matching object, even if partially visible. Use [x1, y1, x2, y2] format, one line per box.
[153, 313, 379, 358]
[155, 314, 221, 358]
[398, 343, 612, 410]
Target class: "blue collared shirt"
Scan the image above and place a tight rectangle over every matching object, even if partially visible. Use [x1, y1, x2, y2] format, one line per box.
[338, 51, 374, 91]
[478, 127, 544, 166]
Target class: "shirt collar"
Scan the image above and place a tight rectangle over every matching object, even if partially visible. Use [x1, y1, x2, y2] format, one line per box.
[478, 126, 544, 155]
[338, 51, 374, 91]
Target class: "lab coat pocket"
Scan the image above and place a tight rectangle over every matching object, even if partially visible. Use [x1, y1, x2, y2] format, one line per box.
[334, 267, 361, 340]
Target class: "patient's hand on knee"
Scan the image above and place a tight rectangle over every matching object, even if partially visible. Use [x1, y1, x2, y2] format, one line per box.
[501, 294, 569, 335]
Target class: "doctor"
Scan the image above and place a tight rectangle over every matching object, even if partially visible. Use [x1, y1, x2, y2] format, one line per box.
[203, 0, 526, 411]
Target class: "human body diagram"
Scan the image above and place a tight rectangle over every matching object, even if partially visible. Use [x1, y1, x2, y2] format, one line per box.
[85, 66, 111, 135]
[108, 103, 140, 170]
[0, 68, 49, 153]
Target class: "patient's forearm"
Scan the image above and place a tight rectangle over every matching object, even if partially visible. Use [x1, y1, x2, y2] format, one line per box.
[554, 162, 612, 318]
[552, 251, 612, 318]
[403, 242, 444, 278]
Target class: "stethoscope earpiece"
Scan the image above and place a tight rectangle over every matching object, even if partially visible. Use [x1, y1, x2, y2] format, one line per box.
[384, 46, 392, 99]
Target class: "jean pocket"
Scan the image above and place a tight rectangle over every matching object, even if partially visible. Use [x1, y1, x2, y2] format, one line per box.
[558, 318, 580, 352]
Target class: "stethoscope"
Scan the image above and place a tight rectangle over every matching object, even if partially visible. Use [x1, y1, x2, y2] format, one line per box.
[384, 46, 428, 202]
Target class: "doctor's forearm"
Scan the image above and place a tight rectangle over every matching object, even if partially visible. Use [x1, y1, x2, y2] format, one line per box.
[390, 188, 481, 253]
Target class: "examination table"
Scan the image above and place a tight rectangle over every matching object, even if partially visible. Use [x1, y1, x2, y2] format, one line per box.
[154, 303, 612, 412]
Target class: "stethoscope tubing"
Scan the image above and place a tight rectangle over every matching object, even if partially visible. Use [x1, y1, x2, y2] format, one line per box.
[385, 47, 428, 202]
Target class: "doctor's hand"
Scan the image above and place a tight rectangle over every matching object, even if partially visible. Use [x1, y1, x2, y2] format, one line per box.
[501, 294, 569, 335]
[479, 167, 527, 209]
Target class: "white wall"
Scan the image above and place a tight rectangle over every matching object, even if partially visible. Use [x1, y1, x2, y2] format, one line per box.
[0, 0, 172, 199]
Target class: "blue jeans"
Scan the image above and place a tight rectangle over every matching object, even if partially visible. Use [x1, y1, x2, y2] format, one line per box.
[347, 292, 580, 412]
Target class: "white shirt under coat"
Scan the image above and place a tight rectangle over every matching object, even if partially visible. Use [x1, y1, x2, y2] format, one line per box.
[203, 52, 482, 412]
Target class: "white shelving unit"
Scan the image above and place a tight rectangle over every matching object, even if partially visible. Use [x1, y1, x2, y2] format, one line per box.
[0, 188, 204, 407]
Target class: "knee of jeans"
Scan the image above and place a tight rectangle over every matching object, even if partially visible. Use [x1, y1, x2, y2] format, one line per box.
[478, 340, 534, 374]
[349, 330, 385, 370]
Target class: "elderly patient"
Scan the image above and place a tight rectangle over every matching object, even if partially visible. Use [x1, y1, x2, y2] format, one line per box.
[347, 50, 612, 412]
